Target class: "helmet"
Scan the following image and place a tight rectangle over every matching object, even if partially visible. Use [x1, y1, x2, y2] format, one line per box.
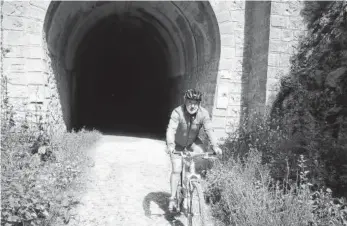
[184, 89, 202, 102]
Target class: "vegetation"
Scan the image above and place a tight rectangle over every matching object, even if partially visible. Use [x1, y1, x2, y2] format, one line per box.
[1, 86, 101, 226]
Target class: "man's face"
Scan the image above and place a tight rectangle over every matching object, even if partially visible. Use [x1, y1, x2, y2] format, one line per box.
[185, 99, 200, 114]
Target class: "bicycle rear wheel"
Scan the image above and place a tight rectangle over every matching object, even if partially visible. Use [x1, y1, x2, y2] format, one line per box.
[187, 181, 207, 226]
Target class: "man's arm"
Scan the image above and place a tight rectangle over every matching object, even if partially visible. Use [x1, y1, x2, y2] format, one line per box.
[166, 110, 180, 150]
[202, 111, 219, 149]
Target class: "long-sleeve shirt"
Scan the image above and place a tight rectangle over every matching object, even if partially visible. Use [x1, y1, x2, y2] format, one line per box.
[166, 105, 218, 150]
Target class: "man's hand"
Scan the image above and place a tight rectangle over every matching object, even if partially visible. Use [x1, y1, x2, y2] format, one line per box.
[213, 146, 223, 155]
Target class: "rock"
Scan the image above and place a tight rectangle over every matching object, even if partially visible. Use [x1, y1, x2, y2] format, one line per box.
[325, 67, 347, 88]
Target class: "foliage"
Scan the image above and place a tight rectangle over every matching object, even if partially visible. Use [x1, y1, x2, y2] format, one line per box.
[271, 0, 347, 197]
[204, 148, 347, 226]
[1, 108, 101, 226]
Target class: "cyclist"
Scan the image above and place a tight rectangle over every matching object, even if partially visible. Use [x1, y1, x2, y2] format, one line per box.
[166, 88, 223, 211]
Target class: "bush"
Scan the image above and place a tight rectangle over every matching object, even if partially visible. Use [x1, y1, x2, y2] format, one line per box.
[204, 148, 347, 226]
[271, 0, 347, 197]
[1, 113, 101, 225]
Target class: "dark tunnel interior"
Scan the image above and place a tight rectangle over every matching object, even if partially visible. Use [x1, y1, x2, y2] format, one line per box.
[73, 14, 173, 138]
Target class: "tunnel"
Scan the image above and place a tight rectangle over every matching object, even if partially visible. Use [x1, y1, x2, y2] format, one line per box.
[75, 14, 171, 135]
[43, 1, 221, 137]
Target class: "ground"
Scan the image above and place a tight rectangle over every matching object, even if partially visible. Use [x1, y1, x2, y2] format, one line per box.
[62, 135, 215, 226]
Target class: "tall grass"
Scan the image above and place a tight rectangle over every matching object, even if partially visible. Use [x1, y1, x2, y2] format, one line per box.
[203, 147, 347, 226]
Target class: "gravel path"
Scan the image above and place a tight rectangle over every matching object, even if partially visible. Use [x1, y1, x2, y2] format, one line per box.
[66, 135, 215, 226]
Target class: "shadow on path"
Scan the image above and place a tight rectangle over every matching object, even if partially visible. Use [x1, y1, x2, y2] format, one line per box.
[143, 191, 185, 226]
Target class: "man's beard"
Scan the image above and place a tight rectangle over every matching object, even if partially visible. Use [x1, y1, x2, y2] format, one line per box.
[186, 106, 198, 114]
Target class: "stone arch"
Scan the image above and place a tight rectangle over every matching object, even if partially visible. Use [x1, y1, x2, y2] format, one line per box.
[42, 1, 221, 134]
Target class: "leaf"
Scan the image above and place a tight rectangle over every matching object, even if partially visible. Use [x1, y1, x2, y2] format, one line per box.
[41, 210, 49, 218]
[12, 182, 24, 194]
[63, 209, 70, 224]
[62, 198, 69, 207]
[7, 215, 20, 222]
[31, 212, 38, 219]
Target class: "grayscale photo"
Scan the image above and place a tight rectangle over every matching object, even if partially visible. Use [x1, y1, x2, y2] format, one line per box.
[1, 0, 347, 225]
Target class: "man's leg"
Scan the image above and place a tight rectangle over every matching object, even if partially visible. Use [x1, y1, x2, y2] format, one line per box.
[190, 138, 213, 175]
[169, 153, 182, 210]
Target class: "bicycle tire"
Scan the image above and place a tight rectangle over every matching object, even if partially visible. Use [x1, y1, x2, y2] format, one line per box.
[175, 185, 184, 213]
[188, 181, 207, 226]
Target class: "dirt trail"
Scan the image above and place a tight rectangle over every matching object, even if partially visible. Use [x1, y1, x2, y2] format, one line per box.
[66, 135, 215, 226]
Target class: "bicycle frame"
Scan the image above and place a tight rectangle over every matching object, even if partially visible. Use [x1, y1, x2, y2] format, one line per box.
[172, 150, 217, 213]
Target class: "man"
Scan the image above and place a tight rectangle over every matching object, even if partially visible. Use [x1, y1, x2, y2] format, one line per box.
[166, 88, 223, 211]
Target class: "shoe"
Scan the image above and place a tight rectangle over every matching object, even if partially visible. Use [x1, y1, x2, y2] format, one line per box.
[168, 198, 176, 212]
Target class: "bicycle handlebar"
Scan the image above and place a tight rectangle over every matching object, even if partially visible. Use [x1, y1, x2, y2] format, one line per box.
[171, 151, 218, 159]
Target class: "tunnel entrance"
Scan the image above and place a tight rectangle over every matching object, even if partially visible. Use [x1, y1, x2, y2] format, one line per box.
[44, 1, 221, 138]
[74, 14, 171, 137]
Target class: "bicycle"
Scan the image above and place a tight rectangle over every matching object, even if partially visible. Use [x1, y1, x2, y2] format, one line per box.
[171, 148, 219, 226]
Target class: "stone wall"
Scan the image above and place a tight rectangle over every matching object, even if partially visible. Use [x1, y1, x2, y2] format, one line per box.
[266, 0, 307, 107]
[1, 0, 306, 143]
[1, 1, 63, 132]
[210, 0, 245, 140]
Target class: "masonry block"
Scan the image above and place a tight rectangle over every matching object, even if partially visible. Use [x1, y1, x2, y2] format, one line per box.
[221, 47, 235, 59]
[29, 1, 50, 11]
[3, 58, 27, 73]
[212, 116, 226, 129]
[271, 15, 287, 28]
[287, 1, 303, 17]
[221, 34, 235, 46]
[3, 46, 44, 59]
[224, 82, 242, 94]
[271, 2, 284, 15]
[219, 70, 232, 80]
[230, 10, 244, 23]
[288, 16, 305, 30]
[219, 22, 234, 34]
[268, 53, 280, 67]
[7, 84, 29, 98]
[2, 2, 29, 17]
[229, 93, 241, 105]
[282, 29, 293, 42]
[219, 59, 233, 70]
[230, 71, 243, 83]
[279, 54, 291, 67]
[3, 30, 42, 46]
[233, 21, 244, 31]
[235, 45, 244, 57]
[213, 108, 228, 117]
[216, 10, 231, 23]
[28, 85, 46, 103]
[269, 40, 289, 53]
[270, 27, 282, 40]
[267, 66, 282, 80]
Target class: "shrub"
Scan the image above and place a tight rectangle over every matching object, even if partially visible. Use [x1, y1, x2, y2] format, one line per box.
[204, 148, 347, 226]
[271, 0, 347, 197]
[1, 111, 101, 225]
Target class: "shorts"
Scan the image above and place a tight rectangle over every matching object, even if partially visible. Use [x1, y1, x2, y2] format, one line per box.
[170, 137, 205, 160]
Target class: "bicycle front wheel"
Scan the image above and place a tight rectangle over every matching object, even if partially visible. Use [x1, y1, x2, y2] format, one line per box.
[188, 181, 207, 226]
